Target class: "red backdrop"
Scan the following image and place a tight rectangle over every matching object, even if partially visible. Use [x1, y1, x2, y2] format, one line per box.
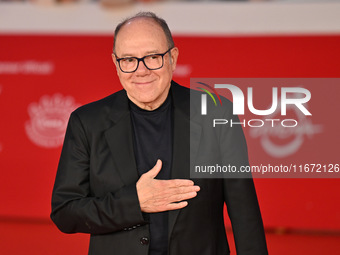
[0, 34, 339, 230]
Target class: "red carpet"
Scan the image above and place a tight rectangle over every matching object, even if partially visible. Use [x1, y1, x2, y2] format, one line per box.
[1, 218, 339, 255]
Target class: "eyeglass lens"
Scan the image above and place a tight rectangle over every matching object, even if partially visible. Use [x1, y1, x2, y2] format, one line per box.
[120, 55, 163, 72]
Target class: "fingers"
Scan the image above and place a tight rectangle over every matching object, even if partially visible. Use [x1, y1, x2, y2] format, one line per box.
[159, 179, 197, 189]
[142, 185, 199, 213]
[167, 185, 199, 202]
[168, 191, 198, 203]
[160, 184, 200, 197]
[166, 201, 188, 211]
[170, 179, 195, 187]
[174, 185, 200, 194]
[161, 190, 198, 211]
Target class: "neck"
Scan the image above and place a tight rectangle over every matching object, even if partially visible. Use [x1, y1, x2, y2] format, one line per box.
[128, 88, 170, 111]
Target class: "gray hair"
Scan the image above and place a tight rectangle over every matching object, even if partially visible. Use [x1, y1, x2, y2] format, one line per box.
[113, 12, 175, 53]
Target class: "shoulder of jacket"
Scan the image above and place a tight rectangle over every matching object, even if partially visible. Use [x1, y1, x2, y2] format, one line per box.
[72, 89, 125, 117]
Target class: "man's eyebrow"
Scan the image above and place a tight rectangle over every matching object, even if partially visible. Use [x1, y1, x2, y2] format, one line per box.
[116, 53, 134, 58]
[118, 50, 162, 58]
[144, 50, 162, 55]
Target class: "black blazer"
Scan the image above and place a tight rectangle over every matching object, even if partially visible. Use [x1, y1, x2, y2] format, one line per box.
[51, 81, 268, 255]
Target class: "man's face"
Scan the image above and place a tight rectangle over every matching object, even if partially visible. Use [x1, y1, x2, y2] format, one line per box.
[112, 18, 179, 110]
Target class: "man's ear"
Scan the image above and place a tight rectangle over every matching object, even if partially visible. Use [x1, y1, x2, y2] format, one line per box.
[170, 47, 179, 72]
[112, 54, 117, 66]
[112, 54, 119, 73]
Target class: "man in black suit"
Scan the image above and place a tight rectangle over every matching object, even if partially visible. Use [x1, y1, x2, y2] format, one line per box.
[51, 12, 268, 255]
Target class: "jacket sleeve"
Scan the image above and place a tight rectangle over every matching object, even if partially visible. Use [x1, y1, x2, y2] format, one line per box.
[50, 112, 147, 235]
[219, 104, 268, 255]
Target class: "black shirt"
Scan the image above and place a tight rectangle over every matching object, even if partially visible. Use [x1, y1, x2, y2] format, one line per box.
[130, 94, 173, 255]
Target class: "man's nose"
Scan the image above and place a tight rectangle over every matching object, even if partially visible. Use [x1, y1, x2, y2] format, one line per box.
[135, 59, 149, 74]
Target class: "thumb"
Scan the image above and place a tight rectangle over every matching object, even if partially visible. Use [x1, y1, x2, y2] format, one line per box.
[146, 159, 162, 178]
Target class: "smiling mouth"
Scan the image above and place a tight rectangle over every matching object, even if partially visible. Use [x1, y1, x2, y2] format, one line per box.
[134, 81, 154, 85]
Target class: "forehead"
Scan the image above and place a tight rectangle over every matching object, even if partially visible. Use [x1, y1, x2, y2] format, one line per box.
[115, 18, 168, 55]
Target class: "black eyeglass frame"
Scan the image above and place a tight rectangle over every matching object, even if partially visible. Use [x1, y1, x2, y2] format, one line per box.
[114, 48, 173, 73]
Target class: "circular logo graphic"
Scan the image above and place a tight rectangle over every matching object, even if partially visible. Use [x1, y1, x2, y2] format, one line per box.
[25, 94, 80, 148]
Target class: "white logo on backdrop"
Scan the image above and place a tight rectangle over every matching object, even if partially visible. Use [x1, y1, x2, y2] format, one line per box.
[249, 94, 322, 158]
[25, 94, 80, 148]
[173, 64, 192, 77]
[0, 61, 54, 75]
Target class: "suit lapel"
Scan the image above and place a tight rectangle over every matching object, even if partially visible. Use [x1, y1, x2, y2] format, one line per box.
[168, 82, 202, 241]
[104, 91, 139, 185]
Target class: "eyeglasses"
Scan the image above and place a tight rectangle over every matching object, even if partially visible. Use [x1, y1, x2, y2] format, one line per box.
[114, 48, 173, 73]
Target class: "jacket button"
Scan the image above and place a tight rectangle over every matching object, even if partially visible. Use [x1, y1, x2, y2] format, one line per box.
[140, 237, 149, 245]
